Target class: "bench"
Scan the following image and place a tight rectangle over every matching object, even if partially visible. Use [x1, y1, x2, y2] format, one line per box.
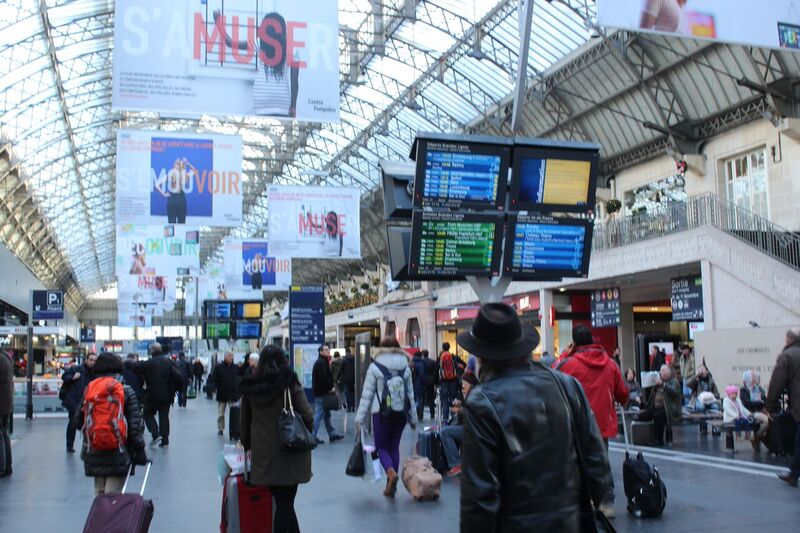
[708, 420, 756, 451]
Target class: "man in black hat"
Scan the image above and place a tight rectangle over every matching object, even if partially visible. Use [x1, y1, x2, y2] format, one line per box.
[458, 303, 610, 533]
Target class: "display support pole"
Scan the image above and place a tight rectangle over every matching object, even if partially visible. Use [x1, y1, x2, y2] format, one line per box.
[467, 276, 512, 305]
[25, 290, 34, 420]
[193, 275, 199, 358]
[510, 0, 535, 133]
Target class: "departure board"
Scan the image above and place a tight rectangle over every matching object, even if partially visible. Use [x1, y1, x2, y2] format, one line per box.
[510, 146, 598, 213]
[503, 214, 592, 279]
[413, 139, 510, 210]
[408, 211, 502, 279]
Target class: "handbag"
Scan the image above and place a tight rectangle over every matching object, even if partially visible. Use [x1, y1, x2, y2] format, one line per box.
[323, 392, 341, 411]
[345, 431, 366, 477]
[278, 387, 317, 453]
[549, 369, 617, 533]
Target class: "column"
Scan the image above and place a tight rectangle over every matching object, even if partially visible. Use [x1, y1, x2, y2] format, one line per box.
[700, 260, 715, 330]
[618, 301, 636, 371]
[539, 288, 555, 356]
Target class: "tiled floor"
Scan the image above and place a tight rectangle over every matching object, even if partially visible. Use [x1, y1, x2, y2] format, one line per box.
[1, 398, 798, 532]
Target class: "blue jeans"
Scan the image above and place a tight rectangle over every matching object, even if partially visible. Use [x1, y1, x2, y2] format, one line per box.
[693, 399, 721, 413]
[313, 397, 336, 439]
[440, 424, 463, 468]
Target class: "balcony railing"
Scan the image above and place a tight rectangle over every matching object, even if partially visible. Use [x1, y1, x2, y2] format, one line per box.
[593, 193, 800, 271]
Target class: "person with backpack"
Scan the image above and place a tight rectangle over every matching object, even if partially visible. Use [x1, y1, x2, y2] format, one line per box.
[73, 353, 148, 495]
[176, 353, 192, 408]
[192, 358, 204, 392]
[61, 352, 97, 453]
[122, 354, 144, 403]
[355, 336, 416, 498]
[437, 343, 460, 423]
[132, 343, 185, 447]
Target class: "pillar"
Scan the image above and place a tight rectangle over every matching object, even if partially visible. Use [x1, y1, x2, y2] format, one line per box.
[618, 301, 636, 371]
[700, 260, 714, 330]
[539, 288, 555, 355]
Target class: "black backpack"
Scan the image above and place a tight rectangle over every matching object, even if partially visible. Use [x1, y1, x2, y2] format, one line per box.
[623, 451, 667, 518]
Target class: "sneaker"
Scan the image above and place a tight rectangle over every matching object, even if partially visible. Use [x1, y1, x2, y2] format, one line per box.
[315, 438, 325, 445]
[777, 472, 798, 487]
[447, 465, 462, 477]
[598, 503, 615, 518]
[158, 438, 169, 447]
[218, 430, 223, 436]
[329, 434, 344, 443]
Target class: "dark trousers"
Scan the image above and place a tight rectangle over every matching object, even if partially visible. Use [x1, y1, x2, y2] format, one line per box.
[439, 381, 459, 422]
[270, 484, 300, 533]
[425, 387, 436, 419]
[344, 384, 355, 412]
[0, 414, 11, 475]
[372, 412, 406, 472]
[638, 408, 667, 444]
[177, 385, 188, 407]
[193, 375, 203, 391]
[66, 407, 79, 448]
[415, 389, 425, 421]
[792, 421, 800, 478]
[144, 402, 171, 439]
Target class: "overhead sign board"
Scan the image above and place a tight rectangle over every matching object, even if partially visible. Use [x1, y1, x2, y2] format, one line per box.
[591, 288, 621, 328]
[671, 275, 704, 321]
[32, 290, 64, 320]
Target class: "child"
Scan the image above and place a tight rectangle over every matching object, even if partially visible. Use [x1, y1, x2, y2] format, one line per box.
[722, 384, 751, 441]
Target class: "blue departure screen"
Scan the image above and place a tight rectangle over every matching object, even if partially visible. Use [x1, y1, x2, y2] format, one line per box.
[235, 321, 261, 339]
[507, 218, 589, 277]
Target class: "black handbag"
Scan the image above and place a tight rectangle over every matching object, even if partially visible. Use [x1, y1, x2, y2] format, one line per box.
[549, 370, 617, 533]
[345, 431, 366, 477]
[279, 387, 317, 453]
[322, 392, 340, 411]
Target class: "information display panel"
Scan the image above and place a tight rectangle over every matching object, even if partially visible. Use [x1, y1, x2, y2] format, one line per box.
[413, 139, 510, 210]
[503, 214, 593, 279]
[235, 321, 262, 339]
[204, 301, 232, 320]
[509, 146, 599, 213]
[204, 322, 231, 339]
[235, 301, 264, 320]
[409, 211, 503, 279]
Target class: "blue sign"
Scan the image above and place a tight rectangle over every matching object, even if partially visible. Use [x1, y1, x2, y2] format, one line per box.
[289, 286, 325, 390]
[32, 290, 64, 320]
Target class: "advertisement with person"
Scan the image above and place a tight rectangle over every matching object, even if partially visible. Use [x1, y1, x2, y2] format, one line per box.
[116, 224, 200, 276]
[116, 130, 243, 226]
[267, 185, 361, 258]
[598, 0, 800, 50]
[117, 302, 156, 328]
[223, 238, 292, 295]
[112, 0, 340, 122]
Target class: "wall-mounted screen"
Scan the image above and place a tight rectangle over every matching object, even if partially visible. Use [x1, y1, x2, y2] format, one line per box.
[204, 322, 231, 339]
[408, 211, 503, 279]
[503, 214, 593, 279]
[235, 321, 262, 339]
[509, 145, 599, 213]
[386, 226, 413, 281]
[235, 301, 263, 320]
[413, 138, 510, 210]
[204, 301, 232, 320]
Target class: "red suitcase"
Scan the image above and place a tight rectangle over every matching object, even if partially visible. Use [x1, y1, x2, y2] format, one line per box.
[84, 463, 154, 533]
[220, 457, 272, 533]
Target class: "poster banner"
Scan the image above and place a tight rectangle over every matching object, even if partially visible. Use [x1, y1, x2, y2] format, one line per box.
[223, 238, 292, 295]
[267, 185, 361, 258]
[112, 0, 340, 122]
[116, 224, 200, 277]
[590, 287, 621, 328]
[289, 285, 325, 389]
[598, 0, 800, 51]
[116, 130, 243, 226]
[117, 302, 156, 328]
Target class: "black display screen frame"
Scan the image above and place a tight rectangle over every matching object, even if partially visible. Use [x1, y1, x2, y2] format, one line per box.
[408, 211, 504, 280]
[503, 213, 594, 279]
[509, 145, 599, 213]
[203, 321, 232, 339]
[203, 300, 233, 320]
[412, 139, 510, 211]
[234, 300, 264, 320]
[234, 321, 263, 339]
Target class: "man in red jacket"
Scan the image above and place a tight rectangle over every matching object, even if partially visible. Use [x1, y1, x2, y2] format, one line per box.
[558, 324, 629, 518]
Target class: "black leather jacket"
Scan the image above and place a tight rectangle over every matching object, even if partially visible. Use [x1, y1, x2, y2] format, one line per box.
[460, 362, 610, 533]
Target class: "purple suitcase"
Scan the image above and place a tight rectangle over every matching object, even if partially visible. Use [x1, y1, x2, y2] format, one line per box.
[83, 463, 154, 533]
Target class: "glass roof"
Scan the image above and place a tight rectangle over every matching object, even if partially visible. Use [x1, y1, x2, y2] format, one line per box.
[1, 0, 594, 305]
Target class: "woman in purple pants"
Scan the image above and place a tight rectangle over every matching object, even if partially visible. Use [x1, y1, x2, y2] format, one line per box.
[355, 337, 416, 497]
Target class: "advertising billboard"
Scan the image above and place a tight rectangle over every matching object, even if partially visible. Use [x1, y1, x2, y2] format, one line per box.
[223, 239, 292, 295]
[116, 130, 243, 227]
[267, 185, 361, 259]
[113, 0, 340, 122]
[598, 0, 800, 51]
[116, 224, 201, 277]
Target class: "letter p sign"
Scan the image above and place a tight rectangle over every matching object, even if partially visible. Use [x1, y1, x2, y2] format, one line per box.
[48, 291, 63, 308]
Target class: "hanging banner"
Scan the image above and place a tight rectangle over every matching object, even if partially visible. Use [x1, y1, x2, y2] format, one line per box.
[116, 130, 243, 226]
[598, 0, 800, 51]
[289, 285, 325, 389]
[267, 185, 361, 258]
[112, 0, 340, 123]
[117, 302, 156, 328]
[223, 238, 292, 295]
[671, 275, 704, 321]
[116, 224, 200, 277]
[591, 288, 621, 328]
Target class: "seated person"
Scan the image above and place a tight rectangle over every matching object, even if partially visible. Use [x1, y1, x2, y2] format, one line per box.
[687, 365, 721, 413]
[723, 384, 752, 440]
[637, 365, 682, 446]
[441, 372, 479, 477]
[624, 369, 643, 409]
[740, 371, 770, 450]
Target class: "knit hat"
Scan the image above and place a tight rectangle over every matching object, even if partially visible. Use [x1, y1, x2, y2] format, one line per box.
[725, 385, 738, 396]
[788, 327, 800, 346]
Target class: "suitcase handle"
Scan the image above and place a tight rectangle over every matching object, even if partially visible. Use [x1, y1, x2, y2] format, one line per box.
[122, 461, 152, 496]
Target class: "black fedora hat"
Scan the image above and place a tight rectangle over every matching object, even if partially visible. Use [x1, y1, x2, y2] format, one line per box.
[456, 303, 539, 360]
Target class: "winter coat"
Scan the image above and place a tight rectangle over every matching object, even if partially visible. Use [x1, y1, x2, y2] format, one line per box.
[767, 339, 800, 421]
[177, 358, 192, 381]
[331, 357, 344, 385]
[645, 377, 682, 425]
[422, 357, 437, 389]
[122, 361, 144, 402]
[687, 374, 720, 406]
[61, 363, 94, 413]
[192, 360, 204, 377]
[341, 355, 356, 387]
[723, 396, 751, 423]
[672, 353, 696, 384]
[461, 362, 610, 533]
[411, 355, 426, 394]
[240, 368, 314, 486]
[557, 344, 629, 438]
[74, 374, 146, 478]
[132, 354, 185, 405]
[740, 385, 767, 412]
[0, 350, 14, 416]
[311, 356, 334, 397]
[212, 361, 241, 403]
[355, 348, 416, 424]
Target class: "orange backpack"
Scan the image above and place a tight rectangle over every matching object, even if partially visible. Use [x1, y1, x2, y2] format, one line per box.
[440, 352, 457, 381]
[83, 377, 127, 451]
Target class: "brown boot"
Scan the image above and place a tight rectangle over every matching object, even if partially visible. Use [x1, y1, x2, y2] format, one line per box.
[384, 468, 399, 497]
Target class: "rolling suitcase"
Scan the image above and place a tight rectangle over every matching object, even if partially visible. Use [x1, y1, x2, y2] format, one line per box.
[767, 411, 796, 456]
[229, 403, 241, 441]
[221, 457, 272, 533]
[620, 408, 667, 518]
[83, 463, 154, 533]
[416, 388, 447, 472]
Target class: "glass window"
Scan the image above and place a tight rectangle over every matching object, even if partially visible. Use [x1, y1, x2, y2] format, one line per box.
[724, 149, 769, 219]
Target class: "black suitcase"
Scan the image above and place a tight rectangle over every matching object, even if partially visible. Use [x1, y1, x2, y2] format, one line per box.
[620, 408, 666, 519]
[767, 412, 796, 456]
[83, 463, 154, 533]
[417, 429, 447, 472]
[229, 404, 241, 441]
